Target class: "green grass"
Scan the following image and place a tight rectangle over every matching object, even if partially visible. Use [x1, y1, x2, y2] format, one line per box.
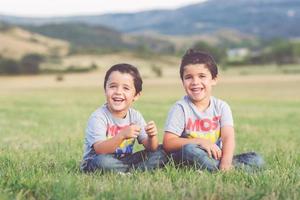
[0, 74, 299, 199]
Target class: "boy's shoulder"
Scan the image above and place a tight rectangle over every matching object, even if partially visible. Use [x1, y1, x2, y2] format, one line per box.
[210, 96, 230, 108]
[209, 96, 232, 115]
[167, 96, 191, 114]
[168, 96, 192, 111]
[90, 104, 109, 119]
[128, 107, 143, 118]
[174, 96, 189, 106]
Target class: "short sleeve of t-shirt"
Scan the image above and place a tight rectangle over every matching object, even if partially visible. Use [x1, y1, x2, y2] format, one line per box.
[85, 110, 107, 148]
[219, 101, 234, 128]
[164, 103, 185, 136]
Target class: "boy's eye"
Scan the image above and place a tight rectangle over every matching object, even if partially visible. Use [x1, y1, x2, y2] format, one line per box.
[124, 87, 130, 90]
[184, 76, 192, 80]
[109, 85, 117, 88]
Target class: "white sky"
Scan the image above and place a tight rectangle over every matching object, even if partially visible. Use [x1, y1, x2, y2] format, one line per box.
[0, 0, 206, 17]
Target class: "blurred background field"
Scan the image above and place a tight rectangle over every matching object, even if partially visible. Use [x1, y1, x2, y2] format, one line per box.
[1, 0, 300, 76]
[1, 0, 300, 199]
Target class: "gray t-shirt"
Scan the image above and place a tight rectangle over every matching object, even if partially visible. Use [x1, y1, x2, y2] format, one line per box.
[164, 96, 233, 148]
[82, 104, 148, 163]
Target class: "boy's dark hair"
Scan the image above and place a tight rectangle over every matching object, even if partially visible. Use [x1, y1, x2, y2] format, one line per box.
[104, 63, 142, 95]
[180, 49, 218, 80]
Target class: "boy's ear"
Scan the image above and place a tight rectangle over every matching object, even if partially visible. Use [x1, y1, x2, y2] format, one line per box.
[212, 76, 218, 86]
[133, 92, 141, 101]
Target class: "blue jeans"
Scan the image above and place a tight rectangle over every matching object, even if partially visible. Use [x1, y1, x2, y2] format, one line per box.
[83, 146, 167, 173]
[170, 144, 264, 172]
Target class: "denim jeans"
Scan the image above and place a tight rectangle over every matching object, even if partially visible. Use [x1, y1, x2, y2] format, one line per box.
[170, 144, 264, 172]
[83, 145, 167, 173]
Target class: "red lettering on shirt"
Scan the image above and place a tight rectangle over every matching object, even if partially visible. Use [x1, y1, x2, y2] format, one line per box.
[186, 116, 220, 132]
[107, 124, 129, 137]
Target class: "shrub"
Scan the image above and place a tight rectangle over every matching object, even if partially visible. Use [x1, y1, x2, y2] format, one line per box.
[151, 65, 163, 77]
[0, 58, 21, 75]
[20, 53, 45, 74]
[56, 74, 64, 81]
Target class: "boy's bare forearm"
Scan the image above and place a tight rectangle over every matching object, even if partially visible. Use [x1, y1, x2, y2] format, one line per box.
[220, 139, 235, 163]
[163, 137, 189, 152]
[93, 134, 125, 154]
[220, 127, 235, 169]
[143, 135, 159, 151]
[163, 132, 208, 153]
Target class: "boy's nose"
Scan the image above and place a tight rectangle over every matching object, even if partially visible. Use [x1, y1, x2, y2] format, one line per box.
[191, 78, 200, 85]
[116, 87, 123, 93]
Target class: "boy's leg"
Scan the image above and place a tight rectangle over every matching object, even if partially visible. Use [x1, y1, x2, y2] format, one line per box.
[171, 145, 264, 172]
[171, 143, 219, 172]
[233, 152, 264, 172]
[122, 145, 168, 171]
[85, 154, 130, 173]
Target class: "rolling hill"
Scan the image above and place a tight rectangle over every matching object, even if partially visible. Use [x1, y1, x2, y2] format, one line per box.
[0, 23, 69, 59]
[1, 0, 299, 39]
[22, 23, 176, 54]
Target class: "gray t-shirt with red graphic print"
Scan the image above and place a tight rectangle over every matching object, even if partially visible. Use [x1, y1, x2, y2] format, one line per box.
[164, 96, 233, 149]
[82, 104, 148, 163]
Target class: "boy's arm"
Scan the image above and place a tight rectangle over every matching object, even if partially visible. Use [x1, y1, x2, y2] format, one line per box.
[93, 134, 126, 154]
[163, 132, 221, 159]
[93, 125, 140, 154]
[141, 121, 159, 151]
[219, 126, 235, 171]
[141, 135, 158, 151]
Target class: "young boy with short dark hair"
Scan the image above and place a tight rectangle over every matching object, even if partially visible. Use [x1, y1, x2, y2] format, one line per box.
[81, 63, 166, 173]
[163, 49, 264, 172]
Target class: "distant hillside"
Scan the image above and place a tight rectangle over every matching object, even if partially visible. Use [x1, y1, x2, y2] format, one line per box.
[0, 23, 69, 59]
[0, 0, 299, 39]
[22, 23, 175, 54]
[88, 0, 300, 38]
[24, 23, 127, 50]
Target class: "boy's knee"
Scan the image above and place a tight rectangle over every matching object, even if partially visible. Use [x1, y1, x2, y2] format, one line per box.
[234, 152, 265, 169]
[93, 154, 113, 169]
[182, 144, 206, 155]
[181, 144, 218, 171]
[148, 145, 168, 163]
[182, 143, 198, 152]
[94, 154, 110, 161]
[250, 152, 265, 168]
[156, 145, 167, 155]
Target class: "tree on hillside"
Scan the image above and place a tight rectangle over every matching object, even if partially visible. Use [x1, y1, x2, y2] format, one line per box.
[268, 40, 294, 65]
[20, 54, 44, 74]
[0, 58, 21, 75]
[292, 42, 300, 63]
[192, 41, 227, 63]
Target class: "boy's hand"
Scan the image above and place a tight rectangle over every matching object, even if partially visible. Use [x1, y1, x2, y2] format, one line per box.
[120, 124, 141, 139]
[145, 121, 157, 138]
[199, 140, 222, 160]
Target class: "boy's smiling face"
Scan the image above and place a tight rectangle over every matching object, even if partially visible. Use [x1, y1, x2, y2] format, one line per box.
[105, 71, 139, 118]
[182, 64, 217, 109]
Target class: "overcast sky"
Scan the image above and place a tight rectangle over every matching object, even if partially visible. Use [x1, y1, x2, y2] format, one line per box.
[0, 0, 206, 17]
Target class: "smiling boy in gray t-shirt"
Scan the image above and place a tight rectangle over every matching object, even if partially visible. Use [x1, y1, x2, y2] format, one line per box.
[163, 49, 264, 172]
[81, 64, 167, 173]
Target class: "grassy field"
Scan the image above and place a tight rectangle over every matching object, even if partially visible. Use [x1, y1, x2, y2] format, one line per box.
[0, 70, 299, 199]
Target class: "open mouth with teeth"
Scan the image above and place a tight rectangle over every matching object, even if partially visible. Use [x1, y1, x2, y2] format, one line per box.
[191, 87, 204, 93]
[112, 97, 125, 103]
